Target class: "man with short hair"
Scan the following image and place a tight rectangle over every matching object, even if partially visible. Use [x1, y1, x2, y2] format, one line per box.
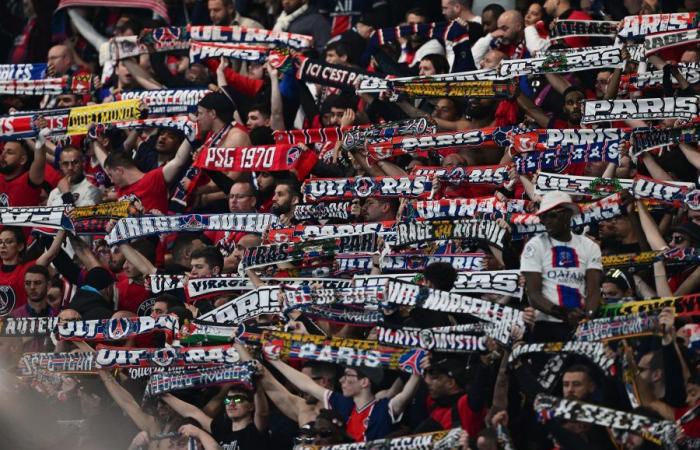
[271, 178, 302, 224]
[47, 44, 74, 76]
[133, 128, 186, 172]
[12, 265, 56, 318]
[190, 246, 225, 278]
[361, 198, 398, 222]
[0, 139, 47, 207]
[246, 105, 271, 130]
[47, 146, 101, 207]
[521, 192, 603, 341]
[562, 365, 596, 401]
[441, 0, 481, 23]
[207, 0, 263, 28]
[472, 10, 526, 67]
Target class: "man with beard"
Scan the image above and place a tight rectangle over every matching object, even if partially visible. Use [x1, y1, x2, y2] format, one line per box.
[207, 0, 262, 28]
[133, 128, 186, 173]
[272, 178, 302, 225]
[46, 146, 101, 207]
[520, 191, 603, 341]
[12, 265, 56, 319]
[0, 139, 48, 207]
[472, 10, 527, 67]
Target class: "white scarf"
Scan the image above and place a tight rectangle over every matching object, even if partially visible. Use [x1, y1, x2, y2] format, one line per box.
[273, 4, 309, 32]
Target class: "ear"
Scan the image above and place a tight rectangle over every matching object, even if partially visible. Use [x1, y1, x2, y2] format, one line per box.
[213, 266, 221, 276]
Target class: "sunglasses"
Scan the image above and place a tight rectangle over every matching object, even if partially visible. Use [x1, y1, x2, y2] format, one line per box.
[669, 234, 688, 245]
[224, 395, 250, 405]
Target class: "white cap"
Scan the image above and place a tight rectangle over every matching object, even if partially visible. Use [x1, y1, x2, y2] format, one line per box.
[536, 191, 580, 216]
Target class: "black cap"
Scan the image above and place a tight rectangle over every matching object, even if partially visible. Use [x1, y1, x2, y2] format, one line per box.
[429, 354, 469, 386]
[671, 222, 700, 244]
[352, 366, 384, 387]
[198, 92, 235, 123]
[84, 267, 115, 291]
[357, 12, 380, 29]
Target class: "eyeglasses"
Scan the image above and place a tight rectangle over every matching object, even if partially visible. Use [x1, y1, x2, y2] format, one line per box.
[669, 234, 688, 245]
[341, 372, 358, 379]
[60, 160, 81, 167]
[0, 240, 17, 246]
[224, 395, 250, 405]
[229, 194, 254, 200]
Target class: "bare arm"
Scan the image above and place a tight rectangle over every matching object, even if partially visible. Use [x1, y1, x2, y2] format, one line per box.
[253, 379, 270, 432]
[517, 94, 550, 128]
[674, 264, 700, 296]
[161, 393, 214, 433]
[585, 269, 603, 313]
[121, 59, 164, 90]
[118, 242, 157, 275]
[268, 63, 285, 131]
[679, 143, 700, 170]
[653, 261, 673, 298]
[29, 135, 47, 186]
[69, 234, 101, 270]
[544, 73, 571, 95]
[636, 200, 668, 251]
[388, 373, 422, 418]
[99, 370, 160, 435]
[267, 358, 331, 403]
[524, 271, 561, 318]
[35, 230, 66, 267]
[638, 153, 673, 181]
[93, 141, 109, 167]
[162, 139, 193, 185]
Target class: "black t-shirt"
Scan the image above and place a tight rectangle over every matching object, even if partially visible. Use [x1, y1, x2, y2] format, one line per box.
[210, 414, 269, 450]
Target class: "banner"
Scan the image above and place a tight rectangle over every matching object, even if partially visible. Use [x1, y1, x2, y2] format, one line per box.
[498, 46, 624, 78]
[618, 12, 698, 41]
[534, 394, 677, 440]
[292, 428, 462, 450]
[267, 222, 396, 244]
[116, 89, 209, 115]
[197, 287, 282, 324]
[376, 326, 487, 352]
[106, 213, 277, 245]
[574, 311, 659, 342]
[550, 20, 618, 39]
[582, 97, 700, 124]
[302, 176, 433, 202]
[262, 330, 427, 375]
[57, 315, 178, 342]
[195, 144, 303, 172]
[354, 270, 523, 297]
[293, 201, 353, 221]
[241, 233, 378, 270]
[598, 294, 700, 318]
[66, 99, 141, 136]
[644, 27, 700, 56]
[0, 206, 74, 231]
[0, 63, 47, 81]
[396, 219, 507, 248]
[295, 56, 383, 91]
[413, 198, 529, 220]
[385, 280, 524, 343]
[189, 42, 268, 63]
[0, 317, 57, 337]
[144, 362, 258, 397]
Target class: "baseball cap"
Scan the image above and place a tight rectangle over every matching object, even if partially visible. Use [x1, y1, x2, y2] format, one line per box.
[198, 92, 235, 123]
[536, 191, 580, 216]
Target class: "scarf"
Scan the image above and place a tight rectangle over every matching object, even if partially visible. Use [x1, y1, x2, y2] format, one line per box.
[582, 96, 699, 124]
[186, 276, 352, 302]
[618, 12, 698, 41]
[356, 68, 501, 94]
[302, 176, 433, 202]
[293, 201, 354, 221]
[0, 317, 57, 337]
[273, 4, 309, 32]
[274, 125, 364, 145]
[145, 362, 258, 397]
[413, 198, 529, 220]
[116, 89, 210, 116]
[574, 311, 659, 342]
[194, 144, 305, 172]
[94, 344, 241, 369]
[142, 25, 314, 50]
[189, 42, 268, 64]
[410, 165, 510, 186]
[197, 286, 282, 324]
[0, 73, 92, 96]
[598, 294, 700, 318]
[376, 326, 488, 352]
[395, 219, 507, 249]
[369, 21, 470, 47]
[381, 252, 485, 272]
[57, 316, 178, 342]
[0, 63, 47, 81]
[498, 46, 624, 78]
[342, 118, 433, 151]
[294, 55, 383, 91]
[550, 20, 618, 40]
[0, 206, 74, 230]
[266, 221, 396, 244]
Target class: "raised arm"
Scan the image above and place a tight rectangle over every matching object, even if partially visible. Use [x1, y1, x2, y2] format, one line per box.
[162, 139, 193, 185]
[161, 393, 214, 433]
[29, 131, 48, 186]
[636, 200, 668, 251]
[98, 370, 160, 435]
[388, 372, 422, 418]
[35, 230, 67, 267]
[118, 242, 157, 275]
[267, 63, 285, 131]
[69, 233, 101, 270]
[266, 358, 331, 403]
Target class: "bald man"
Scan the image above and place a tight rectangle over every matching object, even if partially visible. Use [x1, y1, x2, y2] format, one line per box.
[471, 10, 525, 66]
[47, 45, 74, 76]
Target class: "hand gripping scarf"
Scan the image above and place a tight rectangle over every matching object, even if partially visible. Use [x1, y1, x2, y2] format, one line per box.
[141, 25, 313, 50]
[0, 63, 47, 81]
[498, 46, 624, 78]
[302, 176, 433, 202]
[241, 233, 378, 271]
[116, 89, 210, 116]
[266, 221, 396, 244]
[534, 394, 678, 443]
[598, 294, 700, 318]
[295, 55, 384, 91]
[413, 198, 529, 220]
[0, 206, 74, 231]
[189, 41, 269, 63]
[292, 428, 463, 450]
[618, 12, 698, 41]
[106, 213, 277, 245]
[196, 286, 282, 324]
[354, 269, 523, 298]
[293, 201, 353, 221]
[195, 144, 305, 172]
[574, 311, 660, 342]
[376, 325, 488, 352]
[582, 97, 700, 124]
[57, 315, 178, 342]
[384, 280, 524, 344]
[261, 330, 427, 375]
[395, 219, 507, 249]
[0, 317, 58, 337]
[356, 68, 502, 94]
[144, 362, 259, 397]
[549, 20, 618, 40]
[94, 344, 242, 369]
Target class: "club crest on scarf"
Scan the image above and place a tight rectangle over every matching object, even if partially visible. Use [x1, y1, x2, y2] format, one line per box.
[106, 318, 132, 341]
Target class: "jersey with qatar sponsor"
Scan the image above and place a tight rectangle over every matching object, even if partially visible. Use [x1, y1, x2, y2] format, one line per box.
[520, 233, 602, 322]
